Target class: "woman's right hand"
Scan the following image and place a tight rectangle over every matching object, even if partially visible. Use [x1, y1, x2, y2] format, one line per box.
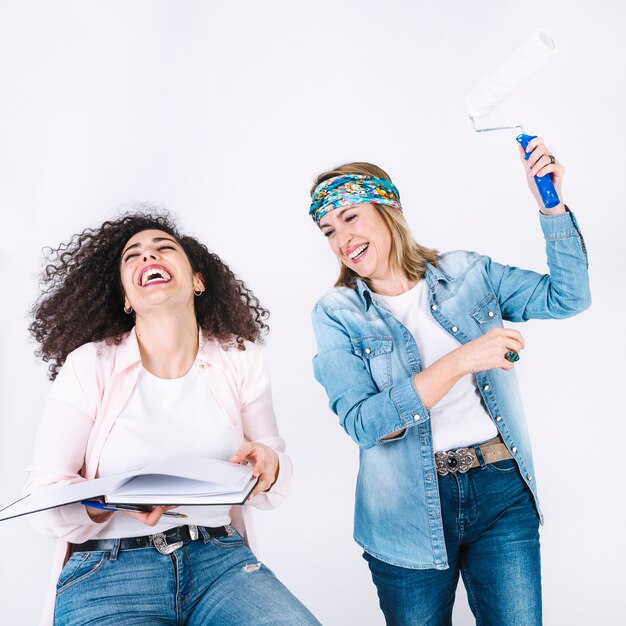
[454, 328, 524, 375]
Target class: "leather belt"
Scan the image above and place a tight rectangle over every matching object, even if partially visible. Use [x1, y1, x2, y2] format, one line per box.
[435, 435, 513, 476]
[73, 524, 231, 555]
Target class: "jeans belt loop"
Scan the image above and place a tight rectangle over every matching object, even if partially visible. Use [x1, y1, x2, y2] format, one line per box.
[109, 538, 121, 561]
[151, 525, 198, 555]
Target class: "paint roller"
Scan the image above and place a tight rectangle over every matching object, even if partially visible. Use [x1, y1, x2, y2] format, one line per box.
[464, 29, 560, 209]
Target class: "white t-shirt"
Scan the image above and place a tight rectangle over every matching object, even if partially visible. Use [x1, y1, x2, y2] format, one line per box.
[376, 281, 497, 452]
[95, 364, 238, 537]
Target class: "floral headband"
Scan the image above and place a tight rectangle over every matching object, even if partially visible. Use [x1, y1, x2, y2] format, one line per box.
[309, 174, 402, 225]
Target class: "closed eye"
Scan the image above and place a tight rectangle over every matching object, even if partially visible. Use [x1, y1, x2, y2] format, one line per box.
[322, 229, 334, 238]
[344, 214, 357, 223]
[123, 244, 176, 262]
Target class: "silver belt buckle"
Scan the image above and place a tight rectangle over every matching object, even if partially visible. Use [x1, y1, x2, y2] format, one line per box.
[435, 448, 476, 476]
[151, 525, 198, 555]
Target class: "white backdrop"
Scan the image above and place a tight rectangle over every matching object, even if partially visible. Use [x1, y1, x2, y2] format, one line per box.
[1, 1, 624, 624]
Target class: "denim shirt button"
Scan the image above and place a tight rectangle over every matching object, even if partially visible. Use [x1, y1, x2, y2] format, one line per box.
[413, 414, 420, 421]
[527, 474, 533, 481]
[488, 311, 495, 318]
[483, 384, 491, 391]
[431, 304, 438, 311]
[452, 326, 458, 333]
[512, 446, 518, 453]
[365, 347, 371, 354]
[495, 415, 502, 422]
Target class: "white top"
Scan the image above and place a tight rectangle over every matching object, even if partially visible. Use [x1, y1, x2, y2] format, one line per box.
[96, 364, 237, 537]
[25, 329, 291, 626]
[376, 281, 497, 452]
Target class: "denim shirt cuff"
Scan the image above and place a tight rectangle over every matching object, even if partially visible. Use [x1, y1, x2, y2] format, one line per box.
[390, 376, 431, 427]
[539, 206, 581, 240]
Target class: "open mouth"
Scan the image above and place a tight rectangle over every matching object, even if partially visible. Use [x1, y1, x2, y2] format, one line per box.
[138, 265, 172, 286]
[347, 243, 369, 262]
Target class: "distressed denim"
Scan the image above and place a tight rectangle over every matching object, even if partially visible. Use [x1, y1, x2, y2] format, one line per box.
[364, 457, 541, 625]
[54, 529, 320, 625]
[311, 210, 590, 570]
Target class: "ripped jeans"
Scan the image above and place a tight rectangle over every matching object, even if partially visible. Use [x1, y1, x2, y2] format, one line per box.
[54, 527, 320, 625]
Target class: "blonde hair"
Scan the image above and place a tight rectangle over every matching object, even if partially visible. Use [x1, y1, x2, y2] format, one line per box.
[311, 162, 439, 289]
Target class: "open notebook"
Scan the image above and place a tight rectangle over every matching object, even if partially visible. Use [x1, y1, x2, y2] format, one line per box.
[0, 455, 257, 522]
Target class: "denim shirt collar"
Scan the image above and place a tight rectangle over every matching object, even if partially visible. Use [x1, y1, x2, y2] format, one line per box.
[354, 262, 456, 310]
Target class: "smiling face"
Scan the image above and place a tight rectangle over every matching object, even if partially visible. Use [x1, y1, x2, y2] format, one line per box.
[119, 229, 204, 315]
[319, 203, 394, 286]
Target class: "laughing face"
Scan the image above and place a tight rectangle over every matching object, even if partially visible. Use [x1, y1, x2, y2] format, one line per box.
[119, 229, 204, 315]
[319, 203, 393, 286]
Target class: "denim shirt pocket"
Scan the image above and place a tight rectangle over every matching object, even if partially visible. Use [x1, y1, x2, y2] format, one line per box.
[469, 293, 502, 333]
[352, 336, 393, 390]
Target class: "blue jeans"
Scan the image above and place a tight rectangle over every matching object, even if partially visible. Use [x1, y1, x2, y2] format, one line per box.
[364, 457, 542, 626]
[54, 528, 320, 625]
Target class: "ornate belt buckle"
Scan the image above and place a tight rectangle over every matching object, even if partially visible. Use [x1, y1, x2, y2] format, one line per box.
[435, 448, 476, 476]
[151, 525, 198, 554]
[152, 532, 183, 554]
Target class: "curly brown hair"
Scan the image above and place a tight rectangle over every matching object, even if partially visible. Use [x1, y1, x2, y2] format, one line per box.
[30, 210, 269, 380]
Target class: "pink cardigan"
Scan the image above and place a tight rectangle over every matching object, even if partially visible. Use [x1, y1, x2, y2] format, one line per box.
[25, 328, 292, 625]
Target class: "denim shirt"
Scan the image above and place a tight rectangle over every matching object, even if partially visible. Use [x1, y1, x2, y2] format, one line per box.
[311, 210, 591, 570]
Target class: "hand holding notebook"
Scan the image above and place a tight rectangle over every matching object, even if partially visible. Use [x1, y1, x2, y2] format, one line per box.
[0, 455, 258, 522]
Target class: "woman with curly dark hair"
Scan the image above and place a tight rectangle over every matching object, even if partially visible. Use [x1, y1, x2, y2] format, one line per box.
[25, 211, 320, 626]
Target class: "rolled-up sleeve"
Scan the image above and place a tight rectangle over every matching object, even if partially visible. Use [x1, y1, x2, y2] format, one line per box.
[311, 303, 429, 449]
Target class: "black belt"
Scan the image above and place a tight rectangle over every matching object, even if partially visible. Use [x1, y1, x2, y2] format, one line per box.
[73, 524, 229, 555]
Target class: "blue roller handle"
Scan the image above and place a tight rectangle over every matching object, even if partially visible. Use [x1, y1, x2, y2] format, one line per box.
[516, 134, 560, 209]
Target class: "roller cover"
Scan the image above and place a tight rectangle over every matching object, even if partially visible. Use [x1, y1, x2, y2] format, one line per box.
[465, 30, 557, 120]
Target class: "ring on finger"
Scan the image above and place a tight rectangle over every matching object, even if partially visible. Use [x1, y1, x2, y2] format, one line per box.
[548, 154, 556, 165]
[504, 351, 520, 363]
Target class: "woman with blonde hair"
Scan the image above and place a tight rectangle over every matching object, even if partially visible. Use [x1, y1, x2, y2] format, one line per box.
[309, 138, 590, 625]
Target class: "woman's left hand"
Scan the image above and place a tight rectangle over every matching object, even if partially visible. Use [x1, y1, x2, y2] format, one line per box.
[230, 442, 279, 499]
[519, 136, 566, 214]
